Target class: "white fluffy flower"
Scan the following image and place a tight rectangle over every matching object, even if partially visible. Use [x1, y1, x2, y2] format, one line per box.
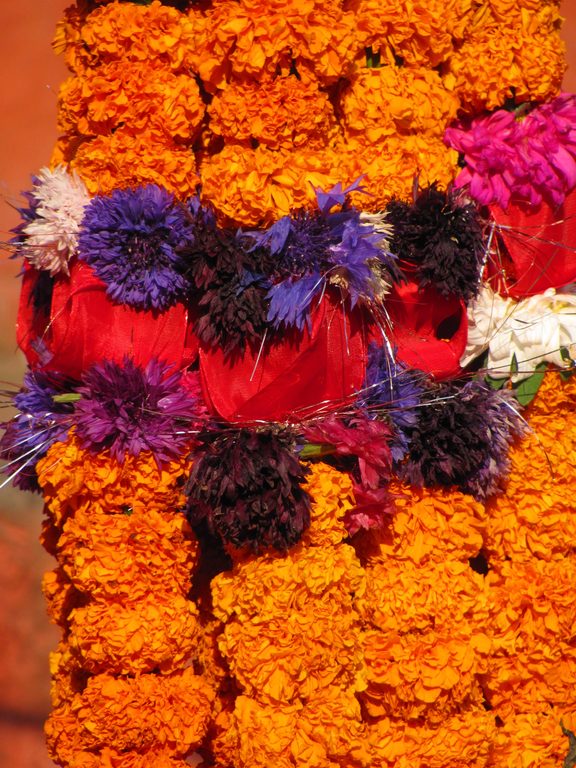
[461, 285, 576, 382]
[19, 165, 90, 275]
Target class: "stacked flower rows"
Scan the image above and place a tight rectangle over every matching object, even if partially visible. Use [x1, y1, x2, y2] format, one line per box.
[3, 0, 576, 766]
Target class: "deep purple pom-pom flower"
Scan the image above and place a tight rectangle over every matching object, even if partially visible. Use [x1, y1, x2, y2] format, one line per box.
[0, 370, 77, 491]
[78, 184, 194, 311]
[186, 426, 311, 552]
[74, 357, 201, 464]
[401, 379, 526, 500]
[386, 184, 485, 301]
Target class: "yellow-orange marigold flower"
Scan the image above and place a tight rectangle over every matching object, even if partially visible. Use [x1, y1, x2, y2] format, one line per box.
[58, 62, 205, 143]
[343, 134, 459, 211]
[192, 0, 357, 91]
[357, 480, 486, 567]
[67, 593, 200, 675]
[344, 0, 473, 67]
[60, 130, 199, 198]
[49, 640, 87, 709]
[361, 628, 490, 723]
[42, 566, 83, 628]
[208, 75, 339, 151]
[359, 558, 490, 636]
[46, 668, 214, 760]
[300, 462, 354, 548]
[56, 507, 198, 601]
[339, 66, 459, 143]
[61, 1, 201, 75]
[445, 8, 565, 112]
[485, 373, 576, 562]
[199, 143, 347, 227]
[37, 432, 190, 528]
[212, 543, 365, 703]
[490, 710, 576, 768]
[217, 688, 370, 768]
[368, 710, 496, 768]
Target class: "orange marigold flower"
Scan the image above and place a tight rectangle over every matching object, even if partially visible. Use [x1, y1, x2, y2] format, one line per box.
[485, 373, 576, 562]
[343, 134, 459, 211]
[58, 62, 205, 143]
[300, 462, 355, 548]
[490, 710, 576, 768]
[56, 507, 199, 601]
[208, 75, 339, 151]
[344, 0, 473, 67]
[339, 66, 459, 143]
[49, 640, 88, 709]
[192, 0, 357, 91]
[357, 480, 485, 567]
[46, 668, 214, 760]
[68, 593, 200, 675]
[361, 628, 490, 723]
[42, 566, 83, 628]
[61, 0, 201, 75]
[62, 129, 199, 198]
[445, 7, 565, 112]
[359, 558, 490, 636]
[37, 432, 190, 528]
[212, 543, 365, 703]
[368, 710, 496, 767]
[199, 143, 347, 227]
[217, 688, 370, 768]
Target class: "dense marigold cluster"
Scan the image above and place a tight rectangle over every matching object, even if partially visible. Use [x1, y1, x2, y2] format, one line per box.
[38, 431, 213, 765]
[50, 0, 565, 225]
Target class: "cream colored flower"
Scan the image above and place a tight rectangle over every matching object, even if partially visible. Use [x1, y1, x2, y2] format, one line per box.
[462, 285, 576, 381]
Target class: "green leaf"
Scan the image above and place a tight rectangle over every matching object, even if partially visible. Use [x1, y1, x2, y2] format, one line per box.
[510, 352, 519, 375]
[52, 393, 81, 403]
[515, 363, 547, 406]
[299, 443, 336, 460]
[485, 375, 507, 391]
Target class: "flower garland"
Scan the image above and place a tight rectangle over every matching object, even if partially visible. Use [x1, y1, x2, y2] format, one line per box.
[3, 1, 576, 766]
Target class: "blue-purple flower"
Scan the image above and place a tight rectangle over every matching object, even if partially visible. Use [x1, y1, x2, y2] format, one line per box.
[78, 184, 194, 311]
[74, 357, 202, 464]
[359, 342, 424, 462]
[0, 370, 77, 491]
[248, 180, 397, 331]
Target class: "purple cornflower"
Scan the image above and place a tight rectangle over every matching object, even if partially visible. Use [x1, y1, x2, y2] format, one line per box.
[251, 180, 397, 331]
[0, 370, 77, 491]
[401, 379, 526, 500]
[78, 184, 194, 311]
[74, 357, 202, 464]
[359, 342, 424, 462]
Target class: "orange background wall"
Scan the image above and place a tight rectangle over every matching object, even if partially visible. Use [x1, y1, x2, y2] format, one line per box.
[0, 4, 575, 767]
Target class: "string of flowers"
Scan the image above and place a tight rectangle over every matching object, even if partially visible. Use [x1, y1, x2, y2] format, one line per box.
[2, 1, 576, 767]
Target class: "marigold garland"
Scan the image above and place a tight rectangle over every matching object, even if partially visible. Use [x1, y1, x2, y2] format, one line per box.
[4, 2, 576, 767]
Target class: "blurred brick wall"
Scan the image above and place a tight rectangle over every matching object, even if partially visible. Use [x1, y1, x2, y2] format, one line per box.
[0, 4, 575, 768]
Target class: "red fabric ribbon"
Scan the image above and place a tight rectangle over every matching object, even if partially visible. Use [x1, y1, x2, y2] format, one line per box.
[17, 261, 198, 378]
[383, 280, 468, 380]
[487, 189, 576, 298]
[199, 294, 369, 423]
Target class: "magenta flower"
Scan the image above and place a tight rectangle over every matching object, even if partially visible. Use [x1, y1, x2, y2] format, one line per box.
[445, 94, 576, 210]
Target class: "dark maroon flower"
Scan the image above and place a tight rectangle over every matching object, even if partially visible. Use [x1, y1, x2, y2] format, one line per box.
[401, 379, 526, 499]
[186, 426, 311, 552]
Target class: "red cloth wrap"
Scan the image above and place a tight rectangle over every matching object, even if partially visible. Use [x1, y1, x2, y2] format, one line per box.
[384, 280, 468, 380]
[199, 295, 369, 423]
[487, 189, 576, 298]
[16, 261, 198, 378]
